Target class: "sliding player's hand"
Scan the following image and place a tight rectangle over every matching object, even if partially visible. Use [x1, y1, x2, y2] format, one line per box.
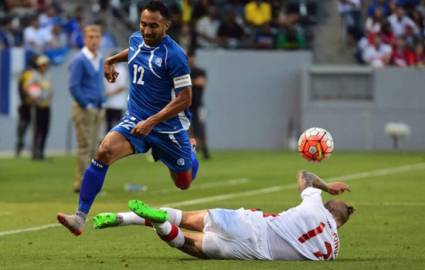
[131, 119, 155, 137]
[326, 182, 351, 195]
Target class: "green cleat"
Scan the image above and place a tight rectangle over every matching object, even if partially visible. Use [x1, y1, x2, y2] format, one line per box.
[128, 200, 168, 223]
[92, 213, 120, 229]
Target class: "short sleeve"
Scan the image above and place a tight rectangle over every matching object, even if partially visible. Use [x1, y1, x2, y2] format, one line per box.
[300, 187, 323, 205]
[129, 32, 140, 48]
[167, 48, 191, 92]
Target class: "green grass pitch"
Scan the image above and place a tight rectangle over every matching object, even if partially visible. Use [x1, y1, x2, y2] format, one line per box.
[1, 151, 425, 270]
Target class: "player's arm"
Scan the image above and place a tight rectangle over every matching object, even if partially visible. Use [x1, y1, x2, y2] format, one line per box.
[131, 87, 192, 136]
[104, 49, 128, 83]
[297, 170, 351, 195]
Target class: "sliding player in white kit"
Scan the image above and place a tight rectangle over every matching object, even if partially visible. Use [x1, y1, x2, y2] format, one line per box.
[93, 170, 354, 260]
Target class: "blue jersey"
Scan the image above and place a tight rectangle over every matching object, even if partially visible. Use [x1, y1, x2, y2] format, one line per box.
[127, 32, 192, 133]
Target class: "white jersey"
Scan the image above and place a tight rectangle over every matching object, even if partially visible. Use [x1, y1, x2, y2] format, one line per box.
[104, 63, 128, 110]
[267, 187, 340, 260]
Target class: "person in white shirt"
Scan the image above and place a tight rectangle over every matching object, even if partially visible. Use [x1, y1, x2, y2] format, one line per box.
[363, 33, 392, 67]
[388, 5, 418, 37]
[196, 6, 220, 48]
[104, 61, 128, 133]
[24, 15, 51, 53]
[93, 170, 354, 260]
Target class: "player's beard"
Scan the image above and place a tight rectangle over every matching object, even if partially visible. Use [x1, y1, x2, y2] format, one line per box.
[143, 33, 164, 47]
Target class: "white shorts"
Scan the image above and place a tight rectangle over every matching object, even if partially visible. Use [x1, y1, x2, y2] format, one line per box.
[201, 208, 272, 260]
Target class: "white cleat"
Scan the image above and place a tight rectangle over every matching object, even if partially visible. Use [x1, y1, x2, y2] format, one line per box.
[57, 213, 85, 236]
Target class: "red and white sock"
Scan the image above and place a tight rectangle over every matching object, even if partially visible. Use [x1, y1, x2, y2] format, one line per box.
[118, 212, 152, 226]
[154, 221, 185, 248]
[160, 207, 182, 226]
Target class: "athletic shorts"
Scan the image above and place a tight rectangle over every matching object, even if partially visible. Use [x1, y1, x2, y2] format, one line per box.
[201, 208, 272, 260]
[111, 114, 192, 172]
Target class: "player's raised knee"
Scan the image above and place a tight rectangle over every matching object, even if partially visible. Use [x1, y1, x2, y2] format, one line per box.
[95, 142, 114, 165]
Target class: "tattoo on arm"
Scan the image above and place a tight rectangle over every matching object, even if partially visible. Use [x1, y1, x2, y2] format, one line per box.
[302, 171, 329, 192]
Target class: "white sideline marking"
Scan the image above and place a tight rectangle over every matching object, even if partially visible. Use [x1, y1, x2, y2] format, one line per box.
[1, 162, 424, 237]
[0, 224, 60, 237]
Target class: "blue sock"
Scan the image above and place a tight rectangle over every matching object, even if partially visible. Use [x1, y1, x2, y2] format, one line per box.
[191, 151, 199, 180]
[78, 159, 108, 214]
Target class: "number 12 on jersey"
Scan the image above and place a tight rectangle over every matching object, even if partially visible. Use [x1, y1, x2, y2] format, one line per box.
[132, 64, 145, 85]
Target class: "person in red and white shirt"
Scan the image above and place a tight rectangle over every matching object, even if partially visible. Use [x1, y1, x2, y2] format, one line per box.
[93, 170, 354, 260]
[363, 33, 393, 67]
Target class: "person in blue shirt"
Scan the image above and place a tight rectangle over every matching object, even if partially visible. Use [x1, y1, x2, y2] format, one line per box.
[57, 0, 199, 236]
[68, 25, 105, 193]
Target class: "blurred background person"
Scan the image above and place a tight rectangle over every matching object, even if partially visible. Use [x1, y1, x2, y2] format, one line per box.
[69, 25, 104, 193]
[15, 55, 37, 157]
[339, 0, 363, 42]
[188, 51, 210, 160]
[25, 55, 52, 160]
[363, 33, 392, 67]
[103, 52, 128, 134]
[217, 10, 246, 49]
[0, 16, 19, 49]
[196, 6, 220, 48]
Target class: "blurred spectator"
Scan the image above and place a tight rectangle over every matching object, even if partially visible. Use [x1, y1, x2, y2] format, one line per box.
[396, 0, 420, 10]
[182, 0, 192, 24]
[46, 22, 67, 49]
[276, 26, 306, 50]
[0, 16, 18, 49]
[95, 19, 117, 56]
[16, 55, 53, 160]
[274, 4, 300, 29]
[418, 0, 425, 19]
[23, 15, 50, 53]
[255, 23, 277, 49]
[391, 36, 415, 66]
[104, 60, 128, 134]
[368, 0, 392, 17]
[410, 9, 425, 36]
[25, 55, 52, 160]
[66, 5, 85, 48]
[168, 3, 184, 44]
[363, 33, 393, 67]
[365, 7, 385, 34]
[217, 10, 246, 49]
[388, 5, 418, 37]
[188, 51, 210, 160]
[339, 0, 363, 41]
[404, 24, 421, 47]
[413, 41, 425, 65]
[192, 0, 211, 21]
[69, 25, 104, 192]
[244, 0, 272, 27]
[39, 4, 60, 29]
[381, 21, 397, 45]
[44, 21, 69, 65]
[196, 6, 220, 48]
[15, 55, 37, 157]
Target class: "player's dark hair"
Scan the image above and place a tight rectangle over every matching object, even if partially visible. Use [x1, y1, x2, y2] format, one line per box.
[142, 1, 170, 20]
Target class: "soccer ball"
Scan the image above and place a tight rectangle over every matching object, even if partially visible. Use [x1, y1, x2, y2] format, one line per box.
[298, 127, 334, 162]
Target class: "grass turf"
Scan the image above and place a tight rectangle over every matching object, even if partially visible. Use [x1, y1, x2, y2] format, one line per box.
[0, 151, 425, 269]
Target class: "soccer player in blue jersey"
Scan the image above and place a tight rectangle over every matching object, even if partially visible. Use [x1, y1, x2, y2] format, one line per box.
[57, 0, 199, 236]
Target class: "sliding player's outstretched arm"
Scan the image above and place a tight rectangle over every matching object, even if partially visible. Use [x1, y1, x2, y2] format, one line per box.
[104, 49, 129, 83]
[297, 170, 351, 195]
